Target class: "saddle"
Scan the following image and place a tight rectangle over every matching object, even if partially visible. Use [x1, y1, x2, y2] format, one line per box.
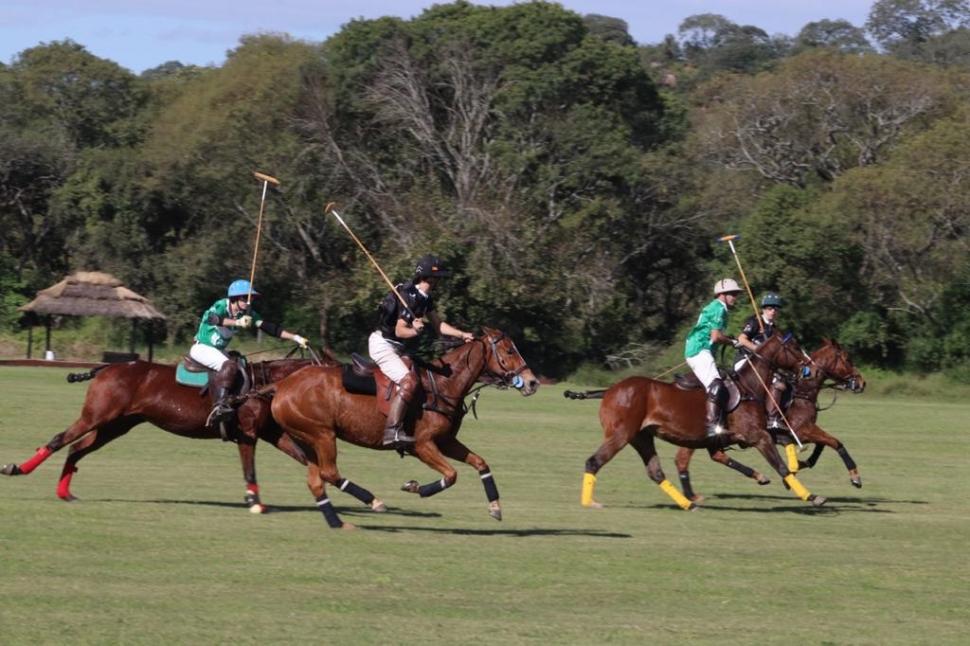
[175, 354, 251, 395]
[341, 353, 414, 417]
[673, 371, 742, 414]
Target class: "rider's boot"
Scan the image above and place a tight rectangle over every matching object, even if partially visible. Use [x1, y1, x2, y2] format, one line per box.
[382, 371, 419, 448]
[207, 360, 239, 437]
[704, 378, 726, 438]
[766, 382, 786, 430]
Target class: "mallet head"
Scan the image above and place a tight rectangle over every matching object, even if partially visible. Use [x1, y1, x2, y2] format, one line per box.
[253, 171, 280, 187]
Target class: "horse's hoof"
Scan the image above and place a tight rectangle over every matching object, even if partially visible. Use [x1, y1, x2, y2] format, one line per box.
[339, 522, 357, 531]
[0, 463, 21, 476]
[755, 474, 771, 486]
[488, 501, 502, 521]
[687, 503, 699, 512]
[810, 495, 827, 507]
[400, 480, 419, 494]
[581, 501, 605, 509]
[58, 493, 79, 502]
[248, 503, 267, 514]
[851, 479, 862, 488]
[370, 498, 387, 512]
[689, 494, 705, 504]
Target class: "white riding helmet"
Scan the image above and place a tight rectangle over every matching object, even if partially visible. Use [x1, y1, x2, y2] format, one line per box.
[713, 278, 741, 295]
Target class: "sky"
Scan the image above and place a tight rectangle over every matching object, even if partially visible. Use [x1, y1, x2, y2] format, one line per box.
[0, 1, 876, 73]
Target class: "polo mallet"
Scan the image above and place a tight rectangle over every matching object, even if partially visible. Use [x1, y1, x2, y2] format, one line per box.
[718, 234, 802, 449]
[247, 171, 281, 305]
[324, 203, 413, 317]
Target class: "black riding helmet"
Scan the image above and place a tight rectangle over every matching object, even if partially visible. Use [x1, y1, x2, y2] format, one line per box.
[414, 254, 451, 279]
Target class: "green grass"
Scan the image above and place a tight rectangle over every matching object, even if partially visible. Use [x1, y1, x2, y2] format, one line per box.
[1, 366, 968, 644]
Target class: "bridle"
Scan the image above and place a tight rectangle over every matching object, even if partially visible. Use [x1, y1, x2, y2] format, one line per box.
[480, 332, 528, 390]
[799, 344, 862, 393]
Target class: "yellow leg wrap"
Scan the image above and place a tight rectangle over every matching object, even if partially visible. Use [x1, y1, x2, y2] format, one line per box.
[659, 479, 694, 510]
[784, 474, 812, 501]
[785, 444, 799, 473]
[581, 473, 597, 507]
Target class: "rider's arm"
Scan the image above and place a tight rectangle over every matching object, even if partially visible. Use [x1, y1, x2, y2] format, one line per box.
[736, 332, 759, 353]
[438, 319, 474, 341]
[395, 316, 424, 339]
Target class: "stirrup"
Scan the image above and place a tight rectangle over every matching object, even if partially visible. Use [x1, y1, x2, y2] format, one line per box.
[206, 404, 233, 429]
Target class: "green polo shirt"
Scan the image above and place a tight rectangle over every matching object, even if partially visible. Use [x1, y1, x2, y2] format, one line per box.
[684, 298, 728, 359]
[194, 298, 262, 350]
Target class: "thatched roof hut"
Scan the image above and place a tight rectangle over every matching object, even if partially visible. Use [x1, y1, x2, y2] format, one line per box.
[19, 271, 166, 320]
[19, 271, 166, 361]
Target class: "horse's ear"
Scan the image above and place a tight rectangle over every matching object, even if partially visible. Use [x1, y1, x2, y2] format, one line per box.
[480, 325, 496, 338]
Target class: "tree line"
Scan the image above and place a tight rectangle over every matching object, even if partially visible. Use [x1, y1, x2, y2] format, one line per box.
[1, 0, 968, 378]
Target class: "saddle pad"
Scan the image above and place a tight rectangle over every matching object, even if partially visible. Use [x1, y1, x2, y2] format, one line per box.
[176, 362, 210, 388]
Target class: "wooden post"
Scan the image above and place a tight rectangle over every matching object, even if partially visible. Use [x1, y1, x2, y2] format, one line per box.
[147, 320, 154, 363]
[26, 325, 33, 359]
[45, 316, 52, 352]
[129, 318, 136, 355]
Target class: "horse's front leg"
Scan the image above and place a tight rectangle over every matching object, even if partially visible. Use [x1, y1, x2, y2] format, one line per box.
[436, 436, 502, 521]
[673, 446, 770, 505]
[234, 440, 267, 514]
[749, 432, 826, 507]
[798, 424, 861, 488]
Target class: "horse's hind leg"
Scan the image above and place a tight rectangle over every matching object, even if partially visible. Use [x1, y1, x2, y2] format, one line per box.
[628, 432, 695, 511]
[436, 436, 502, 521]
[581, 423, 636, 509]
[56, 419, 137, 501]
[400, 441, 459, 500]
[675, 446, 770, 505]
[1, 414, 103, 477]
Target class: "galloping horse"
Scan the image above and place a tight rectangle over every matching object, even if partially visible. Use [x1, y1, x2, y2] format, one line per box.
[674, 338, 866, 502]
[567, 332, 825, 511]
[269, 327, 540, 529]
[0, 356, 342, 513]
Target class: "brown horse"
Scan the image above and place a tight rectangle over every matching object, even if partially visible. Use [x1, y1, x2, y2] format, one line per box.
[268, 327, 540, 529]
[0, 355, 367, 514]
[674, 338, 866, 502]
[568, 332, 826, 511]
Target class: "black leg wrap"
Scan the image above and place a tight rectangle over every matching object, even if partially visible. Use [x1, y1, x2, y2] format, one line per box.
[418, 478, 449, 498]
[806, 444, 825, 467]
[836, 445, 856, 470]
[244, 491, 261, 507]
[725, 458, 755, 478]
[479, 469, 499, 503]
[678, 471, 696, 500]
[336, 478, 374, 505]
[315, 495, 343, 528]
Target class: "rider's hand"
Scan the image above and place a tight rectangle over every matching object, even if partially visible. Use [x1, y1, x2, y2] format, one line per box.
[411, 318, 425, 333]
[730, 336, 741, 348]
[236, 315, 253, 329]
[292, 334, 308, 349]
[461, 331, 474, 342]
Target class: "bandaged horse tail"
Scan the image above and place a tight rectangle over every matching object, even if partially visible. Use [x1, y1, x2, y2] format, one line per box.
[563, 389, 607, 400]
[66, 365, 109, 383]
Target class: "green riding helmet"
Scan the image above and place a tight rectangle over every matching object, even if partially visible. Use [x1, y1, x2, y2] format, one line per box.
[761, 292, 783, 308]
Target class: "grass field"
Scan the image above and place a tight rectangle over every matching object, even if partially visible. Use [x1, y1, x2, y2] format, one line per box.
[0, 366, 968, 644]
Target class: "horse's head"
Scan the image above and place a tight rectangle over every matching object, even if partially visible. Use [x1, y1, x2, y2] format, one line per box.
[808, 339, 865, 393]
[753, 330, 808, 374]
[479, 327, 540, 396]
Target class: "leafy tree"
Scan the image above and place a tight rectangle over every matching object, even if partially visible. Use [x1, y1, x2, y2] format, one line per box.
[583, 14, 635, 46]
[795, 19, 874, 53]
[866, 0, 970, 51]
[690, 50, 955, 187]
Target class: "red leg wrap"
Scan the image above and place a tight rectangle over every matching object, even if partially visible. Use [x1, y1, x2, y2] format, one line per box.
[57, 464, 78, 500]
[19, 446, 53, 475]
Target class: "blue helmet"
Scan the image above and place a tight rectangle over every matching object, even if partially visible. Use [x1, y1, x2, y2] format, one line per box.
[761, 292, 783, 308]
[227, 279, 258, 299]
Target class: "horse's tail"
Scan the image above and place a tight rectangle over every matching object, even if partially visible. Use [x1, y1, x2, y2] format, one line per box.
[66, 365, 109, 383]
[563, 389, 607, 400]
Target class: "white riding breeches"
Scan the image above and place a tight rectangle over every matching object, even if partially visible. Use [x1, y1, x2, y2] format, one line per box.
[368, 331, 410, 384]
[189, 342, 230, 371]
[686, 349, 719, 389]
